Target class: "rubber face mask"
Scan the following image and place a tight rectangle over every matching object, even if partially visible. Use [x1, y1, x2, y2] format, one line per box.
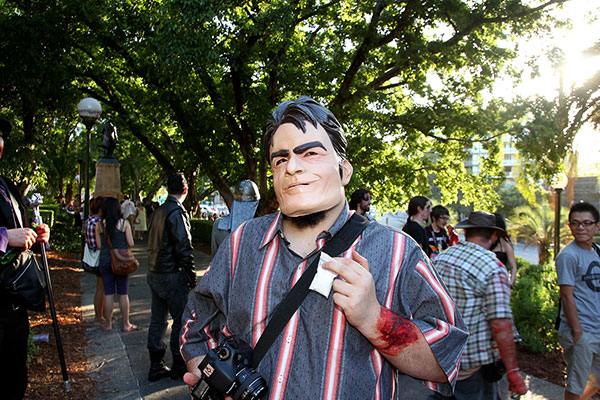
[270, 122, 351, 218]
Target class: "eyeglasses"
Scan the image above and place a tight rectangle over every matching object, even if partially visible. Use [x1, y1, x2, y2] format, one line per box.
[569, 220, 597, 228]
[437, 216, 450, 221]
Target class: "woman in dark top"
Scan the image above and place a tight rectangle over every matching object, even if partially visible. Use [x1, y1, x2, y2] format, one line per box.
[425, 205, 451, 259]
[95, 197, 136, 332]
[492, 212, 517, 287]
[402, 196, 432, 257]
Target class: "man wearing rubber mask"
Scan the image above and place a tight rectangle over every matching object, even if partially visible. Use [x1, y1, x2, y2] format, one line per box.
[180, 96, 467, 398]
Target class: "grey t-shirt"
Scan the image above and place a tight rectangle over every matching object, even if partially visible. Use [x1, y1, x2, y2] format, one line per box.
[555, 241, 600, 333]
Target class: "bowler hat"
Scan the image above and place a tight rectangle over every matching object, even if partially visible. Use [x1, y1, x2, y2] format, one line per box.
[455, 211, 506, 237]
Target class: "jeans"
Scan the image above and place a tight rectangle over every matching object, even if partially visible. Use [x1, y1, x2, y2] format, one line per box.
[0, 305, 29, 400]
[147, 272, 190, 356]
[428, 369, 499, 400]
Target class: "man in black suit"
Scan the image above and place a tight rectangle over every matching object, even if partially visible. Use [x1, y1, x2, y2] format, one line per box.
[0, 117, 50, 399]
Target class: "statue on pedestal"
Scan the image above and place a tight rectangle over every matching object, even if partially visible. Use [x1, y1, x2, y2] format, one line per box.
[100, 119, 118, 160]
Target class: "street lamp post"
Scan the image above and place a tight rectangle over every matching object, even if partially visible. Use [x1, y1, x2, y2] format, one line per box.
[77, 98, 102, 223]
[552, 173, 568, 259]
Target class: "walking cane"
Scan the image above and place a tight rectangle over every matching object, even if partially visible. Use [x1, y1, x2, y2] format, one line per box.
[25, 193, 71, 393]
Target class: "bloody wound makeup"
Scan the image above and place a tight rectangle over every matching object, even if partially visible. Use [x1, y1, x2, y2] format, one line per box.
[373, 307, 419, 355]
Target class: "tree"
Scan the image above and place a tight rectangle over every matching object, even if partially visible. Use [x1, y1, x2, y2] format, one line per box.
[508, 202, 570, 265]
[1, 0, 585, 215]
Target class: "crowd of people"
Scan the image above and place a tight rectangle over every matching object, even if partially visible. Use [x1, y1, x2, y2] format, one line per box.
[1, 96, 599, 400]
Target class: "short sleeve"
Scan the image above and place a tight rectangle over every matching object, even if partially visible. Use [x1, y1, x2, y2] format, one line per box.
[555, 251, 577, 286]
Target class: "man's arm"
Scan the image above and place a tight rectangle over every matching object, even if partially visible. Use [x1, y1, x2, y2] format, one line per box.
[490, 318, 527, 394]
[168, 210, 195, 282]
[559, 285, 582, 342]
[325, 251, 447, 382]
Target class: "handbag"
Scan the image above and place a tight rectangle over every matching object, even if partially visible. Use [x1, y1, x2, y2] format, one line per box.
[0, 249, 47, 311]
[101, 221, 139, 276]
[82, 244, 101, 276]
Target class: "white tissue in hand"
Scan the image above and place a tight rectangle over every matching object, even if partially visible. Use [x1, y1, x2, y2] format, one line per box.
[309, 252, 337, 298]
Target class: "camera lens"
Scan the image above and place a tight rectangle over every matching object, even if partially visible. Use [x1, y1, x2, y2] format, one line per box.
[233, 369, 268, 400]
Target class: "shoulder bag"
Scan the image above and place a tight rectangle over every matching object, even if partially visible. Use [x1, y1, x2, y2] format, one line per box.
[82, 244, 101, 276]
[102, 221, 139, 276]
[0, 247, 47, 311]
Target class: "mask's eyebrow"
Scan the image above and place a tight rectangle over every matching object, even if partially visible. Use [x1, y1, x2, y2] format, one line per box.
[270, 149, 289, 162]
[293, 141, 326, 154]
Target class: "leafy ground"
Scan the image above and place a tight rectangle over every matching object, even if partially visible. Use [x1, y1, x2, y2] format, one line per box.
[24, 249, 585, 399]
[25, 251, 95, 399]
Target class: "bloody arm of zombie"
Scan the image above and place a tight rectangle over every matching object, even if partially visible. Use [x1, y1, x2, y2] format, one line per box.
[559, 285, 583, 342]
[325, 251, 447, 382]
[490, 318, 528, 395]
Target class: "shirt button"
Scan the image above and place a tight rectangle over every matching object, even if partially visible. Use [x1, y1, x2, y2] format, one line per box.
[278, 375, 283, 383]
[286, 336, 292, 343]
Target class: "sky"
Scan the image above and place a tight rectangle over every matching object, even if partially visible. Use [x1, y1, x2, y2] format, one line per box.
[493, 0, 600, 175]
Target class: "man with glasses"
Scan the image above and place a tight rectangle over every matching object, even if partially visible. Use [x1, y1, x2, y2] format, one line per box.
[556, 202, 600, 400]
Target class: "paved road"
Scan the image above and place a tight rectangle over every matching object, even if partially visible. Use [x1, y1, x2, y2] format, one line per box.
[81, 238, 563, 399]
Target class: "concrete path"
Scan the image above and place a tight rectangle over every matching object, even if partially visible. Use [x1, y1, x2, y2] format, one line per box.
[81, 239, 565, 399]
[82, 238, 211, 399]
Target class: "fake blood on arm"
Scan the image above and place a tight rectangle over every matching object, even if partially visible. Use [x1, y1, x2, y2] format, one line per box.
[373, 306, 419, 356]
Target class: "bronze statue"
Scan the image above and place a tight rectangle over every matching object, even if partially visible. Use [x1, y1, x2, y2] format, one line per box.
[100, 119, 118, 159]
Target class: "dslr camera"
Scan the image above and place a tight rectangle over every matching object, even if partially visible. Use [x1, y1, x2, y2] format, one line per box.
[191, 337, 268, 400]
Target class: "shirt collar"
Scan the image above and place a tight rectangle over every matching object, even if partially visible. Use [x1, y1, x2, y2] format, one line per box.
[460, 239, 495, 256]
[259, 203, 353, 249]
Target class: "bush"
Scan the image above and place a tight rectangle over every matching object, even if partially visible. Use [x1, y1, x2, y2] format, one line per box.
[511, 257, 560, 354]
[50, 221, 82, 253]
[191, 219, 213, 246]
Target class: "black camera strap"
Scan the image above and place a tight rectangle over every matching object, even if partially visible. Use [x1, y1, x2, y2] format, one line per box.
[251, 213, 369, 368]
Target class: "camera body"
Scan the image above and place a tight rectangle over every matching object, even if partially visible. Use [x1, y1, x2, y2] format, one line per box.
[191, 337, 268, 400]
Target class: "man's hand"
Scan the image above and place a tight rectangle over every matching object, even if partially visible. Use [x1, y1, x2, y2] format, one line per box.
[183, 355, 203, 389]
[183, 355, 233, 400]
[507, 370, 528, 395]
[7, 228, 37, 249]
[33, 223, 50, 243]
[323, 251, 380, 333]
[572, 328, 583, 343]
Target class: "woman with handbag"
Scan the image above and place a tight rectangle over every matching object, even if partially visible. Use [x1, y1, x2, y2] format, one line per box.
[83, 197, 105, 324]
[95, 197, 137, 332]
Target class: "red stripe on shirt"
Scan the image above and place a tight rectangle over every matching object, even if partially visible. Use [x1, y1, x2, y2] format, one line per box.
[415, 261, 455, 325]
[323, 245, 355, 400]
[270, 260, 306, 400]
[179, 310, 196, 353]
[230, 221, 248, 281]
[424, 319, 450, 345]
[253, 238, 279, 346]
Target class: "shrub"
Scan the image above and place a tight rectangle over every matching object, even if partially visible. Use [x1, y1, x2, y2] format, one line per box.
[191, 219, 213, 246]
[50, 221, 82, 253]
[511, 257, 560, 354]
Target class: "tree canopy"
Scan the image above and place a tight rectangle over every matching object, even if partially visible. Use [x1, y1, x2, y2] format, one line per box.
[1, 0, 590, 214]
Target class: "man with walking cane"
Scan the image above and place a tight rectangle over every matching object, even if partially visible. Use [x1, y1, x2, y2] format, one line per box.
[0, 117, 51, 399]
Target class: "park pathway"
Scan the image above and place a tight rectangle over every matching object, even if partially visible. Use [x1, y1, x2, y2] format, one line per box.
[81, 238, 563, 400]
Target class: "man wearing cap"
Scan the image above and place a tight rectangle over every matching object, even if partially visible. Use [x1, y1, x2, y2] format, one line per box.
[433, 211, 528, 399]
[210, 179, 260, 255]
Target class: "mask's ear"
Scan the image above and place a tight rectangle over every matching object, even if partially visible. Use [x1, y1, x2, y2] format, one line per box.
[341, 159, 353, 186]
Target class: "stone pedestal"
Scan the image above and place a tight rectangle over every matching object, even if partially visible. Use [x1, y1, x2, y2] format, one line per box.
[93, 158, 122, 200]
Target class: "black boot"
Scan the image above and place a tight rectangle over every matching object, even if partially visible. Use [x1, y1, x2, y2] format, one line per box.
[148, 350, 171, 382]
[170, 354, 187, 380]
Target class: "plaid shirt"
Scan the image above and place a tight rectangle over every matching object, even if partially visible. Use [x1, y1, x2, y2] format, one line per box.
[433, 240, 512, 370]
[181, 206, 467, 398]
[84, 215, 101, 251]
